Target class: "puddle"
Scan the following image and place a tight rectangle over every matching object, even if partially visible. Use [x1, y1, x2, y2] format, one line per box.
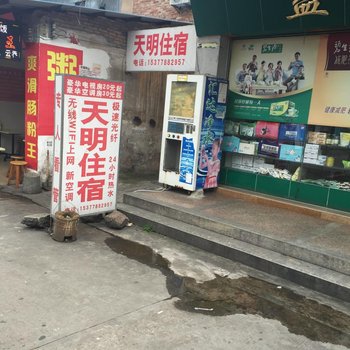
[105, 236, 350, 347]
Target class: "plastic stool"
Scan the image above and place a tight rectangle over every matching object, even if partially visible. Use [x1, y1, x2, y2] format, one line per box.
[7, 156, 24, 177]
[7, 160, 28, 188]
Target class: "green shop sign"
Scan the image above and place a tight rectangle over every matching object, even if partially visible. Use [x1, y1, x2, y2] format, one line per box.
[191, 0, 350, 38]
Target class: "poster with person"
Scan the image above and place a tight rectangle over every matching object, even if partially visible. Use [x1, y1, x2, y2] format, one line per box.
[228, 36, 320, 123]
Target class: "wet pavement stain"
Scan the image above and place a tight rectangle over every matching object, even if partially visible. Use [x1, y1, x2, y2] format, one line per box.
[105, 236, 350, 348]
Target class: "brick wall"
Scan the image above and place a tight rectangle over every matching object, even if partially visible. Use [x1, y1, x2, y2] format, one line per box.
[21, 9, 169, 174]
[132, 0, 193, 22]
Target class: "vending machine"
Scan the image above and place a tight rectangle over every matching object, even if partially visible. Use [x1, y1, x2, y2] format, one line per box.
[159, 74, 228, 192]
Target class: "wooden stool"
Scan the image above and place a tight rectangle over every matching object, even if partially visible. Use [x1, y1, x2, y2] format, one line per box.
[7, 156, 24, 177]
[7, 160, 27, 188]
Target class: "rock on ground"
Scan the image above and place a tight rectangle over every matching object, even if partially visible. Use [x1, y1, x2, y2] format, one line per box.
[21, 213, 51, 229]
[104, 210, 129, 229]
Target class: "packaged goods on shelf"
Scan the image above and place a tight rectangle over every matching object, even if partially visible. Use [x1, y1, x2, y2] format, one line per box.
[303, 143, 320, 164]
[239, 141, 257, 155]
[253, 157, 265, 167]
[258, 139, 280, 157]
[239, 122, 256, 137]
[257, 167, 291, 180]
[255, 121, 280, 140]
[308, 131, 327, 145]
[241, 155, 254, 167]
[340, 132, 350, 147]
[222, 136, 240, 152]
[224, 120, 240, 135]
[278, 124, 306, 142]
[279, 144, 304, 162]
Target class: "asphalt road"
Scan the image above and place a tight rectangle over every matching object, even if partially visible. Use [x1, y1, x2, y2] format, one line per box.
[0, 191, 349, 350]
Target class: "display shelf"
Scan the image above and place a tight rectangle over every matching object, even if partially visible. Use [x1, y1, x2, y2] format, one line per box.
[224, 150, 302, 164]
[230, 134, 304, 145]
[222, 119, 350, 212]
[319, 144, 350, 151]
[302, 163, 350, 172]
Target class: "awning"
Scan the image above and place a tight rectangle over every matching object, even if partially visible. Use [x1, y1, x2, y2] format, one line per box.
[191, 0, 350, 38]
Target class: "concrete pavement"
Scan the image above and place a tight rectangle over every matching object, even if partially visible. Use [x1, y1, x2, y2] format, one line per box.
[1, 190, 350, 349]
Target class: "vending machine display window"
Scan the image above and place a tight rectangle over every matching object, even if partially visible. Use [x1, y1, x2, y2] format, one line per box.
[169, 82, 197, 120]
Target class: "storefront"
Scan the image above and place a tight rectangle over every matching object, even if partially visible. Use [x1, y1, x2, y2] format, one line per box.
[0, 14, 25, 161]
[191, 0, 350, 213]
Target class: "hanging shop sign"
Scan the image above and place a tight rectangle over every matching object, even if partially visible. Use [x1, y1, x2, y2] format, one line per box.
[126, 25, 196, 72]
[51, 75, 124, 216]
[287, 0, 329, 20]
[0, 19, 21, 61]
[228, 35, 320, 124]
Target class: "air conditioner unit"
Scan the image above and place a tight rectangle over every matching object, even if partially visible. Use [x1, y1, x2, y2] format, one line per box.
[170, 0, 191, 7]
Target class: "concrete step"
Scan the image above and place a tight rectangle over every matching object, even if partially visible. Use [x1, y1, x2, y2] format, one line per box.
[118, 202, 350, 302]
[123, 193, 350, 276]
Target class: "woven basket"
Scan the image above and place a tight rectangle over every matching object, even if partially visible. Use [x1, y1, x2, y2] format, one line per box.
[52, 211, 80, 242]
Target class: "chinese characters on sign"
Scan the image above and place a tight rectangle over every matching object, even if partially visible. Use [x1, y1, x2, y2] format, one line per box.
[40, 44, 83, 136]
[51, 76, 124, 216]
[25, 44, 39, 169]
[126, 25, 196, 72]
[0, 20, 21, 61]
[326, 33, 350, 71]
[24, 43, 83, 170]
[287, 0, 329, 20]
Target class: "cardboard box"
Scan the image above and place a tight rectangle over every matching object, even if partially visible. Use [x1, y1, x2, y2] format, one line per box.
[222, 136, 240, 153]
[279, 144, 303, 162]
[278, 124, 306, 142]
[239, 142, 256, 155]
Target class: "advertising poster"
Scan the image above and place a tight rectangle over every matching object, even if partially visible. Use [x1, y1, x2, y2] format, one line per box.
[228, 36, 320, 124]
[197, 77, 227, 190]
[179, 137, 195, 185]
[309, 33, 350, 127]
[51, 75, 124, 216]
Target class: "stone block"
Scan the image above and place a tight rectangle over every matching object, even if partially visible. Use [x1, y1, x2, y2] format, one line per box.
[21, 213, 51, 229]
[104, 210, 129, 229]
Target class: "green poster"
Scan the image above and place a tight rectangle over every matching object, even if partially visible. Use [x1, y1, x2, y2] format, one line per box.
[228, 35, 320, 124]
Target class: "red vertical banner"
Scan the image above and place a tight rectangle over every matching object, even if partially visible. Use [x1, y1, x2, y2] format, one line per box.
[24, 43, 39, 169]
[51, 76, 124, 216]
[38, 44, 83, 136]
[24, 43, 83, 170]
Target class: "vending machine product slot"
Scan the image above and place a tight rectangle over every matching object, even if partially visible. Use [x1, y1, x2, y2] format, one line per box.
[163, 139, 181, 172]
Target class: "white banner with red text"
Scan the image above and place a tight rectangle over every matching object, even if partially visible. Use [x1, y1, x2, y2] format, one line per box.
[51, 75, 123, 216]
[126, 25, 196, 72]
